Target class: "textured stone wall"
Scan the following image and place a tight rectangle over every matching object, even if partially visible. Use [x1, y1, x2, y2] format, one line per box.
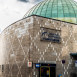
[0, 15, 77, 77]
[0, 16, 34, 77]
[32, 16, 76, 77]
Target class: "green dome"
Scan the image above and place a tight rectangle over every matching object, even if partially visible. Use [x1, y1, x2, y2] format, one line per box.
[24, 0, 77, 24]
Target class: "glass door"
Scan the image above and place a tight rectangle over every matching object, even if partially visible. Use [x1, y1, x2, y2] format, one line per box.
[40, 66, 50, 77]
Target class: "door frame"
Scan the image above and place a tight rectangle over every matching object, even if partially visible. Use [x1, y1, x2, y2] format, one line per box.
[40, 66, 50, 77]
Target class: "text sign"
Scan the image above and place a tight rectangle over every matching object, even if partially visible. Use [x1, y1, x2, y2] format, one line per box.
[75, 61, 77, 67]
[41, 27, 61, 43]
[35, 63, 40, 68]
[27, 62, 32, 67]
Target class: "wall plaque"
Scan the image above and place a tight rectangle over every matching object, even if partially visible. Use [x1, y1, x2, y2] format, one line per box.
[40, 27, 61, 43]
[27, 62, 32, 67]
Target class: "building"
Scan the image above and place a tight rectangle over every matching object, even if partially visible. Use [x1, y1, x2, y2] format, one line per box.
[0, 0, 77, 77]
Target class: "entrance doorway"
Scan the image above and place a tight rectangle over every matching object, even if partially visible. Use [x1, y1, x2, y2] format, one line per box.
[40, 66, 50, 77]
[70, 53, 77, 77]
[40, 63, 56, 77]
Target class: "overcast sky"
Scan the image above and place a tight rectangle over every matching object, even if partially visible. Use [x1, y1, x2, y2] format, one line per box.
[0, 0, 42, 32]
[0, 0, 77, 32]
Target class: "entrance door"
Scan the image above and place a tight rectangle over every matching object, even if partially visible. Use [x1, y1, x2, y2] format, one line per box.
[40, 63, 56, 77]
[40, 66, 50, 77]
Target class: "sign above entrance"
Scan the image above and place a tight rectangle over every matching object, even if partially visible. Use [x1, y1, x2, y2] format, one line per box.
[40, 27, 61, 43]
[35, 63, 56, 68]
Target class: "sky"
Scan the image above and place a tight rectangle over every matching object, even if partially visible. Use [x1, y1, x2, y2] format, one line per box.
[0, 0, 77, 32]
[0, 0, 42, 32]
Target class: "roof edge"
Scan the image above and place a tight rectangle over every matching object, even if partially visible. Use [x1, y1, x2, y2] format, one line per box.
[1, 15, 77, 34]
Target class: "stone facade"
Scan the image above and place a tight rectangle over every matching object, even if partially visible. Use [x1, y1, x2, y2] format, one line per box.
[0, 15, 77, 77]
